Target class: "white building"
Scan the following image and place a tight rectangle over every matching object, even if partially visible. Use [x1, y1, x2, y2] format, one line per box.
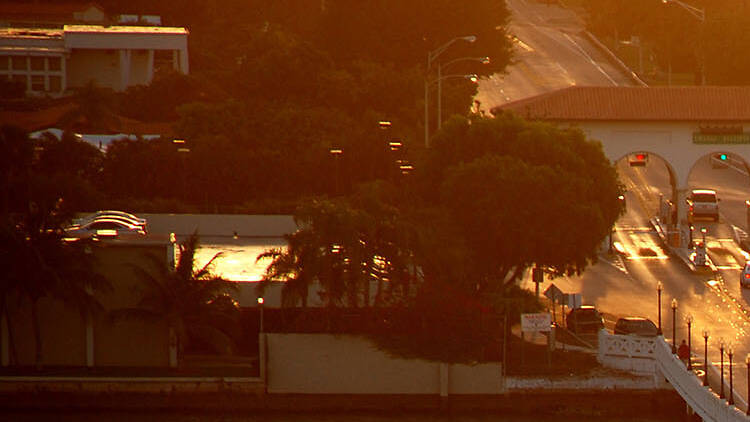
[0, 24, 188, 96]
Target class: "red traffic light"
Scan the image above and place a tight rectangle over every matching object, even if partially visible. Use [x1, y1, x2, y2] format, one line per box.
[629, 153, 648, 167]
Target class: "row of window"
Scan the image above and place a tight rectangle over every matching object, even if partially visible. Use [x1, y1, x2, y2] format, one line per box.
[0, 55, 64, 92]
[0, 55, 62, 72]
[2, 74, 62, 92]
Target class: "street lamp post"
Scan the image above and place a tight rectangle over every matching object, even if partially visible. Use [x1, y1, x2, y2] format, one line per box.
[685, 314, 693, 371]
[720, 338, 726, 399]
[701, 227, 707, 244]
[671, 298, 678, 353]
[703, 330, 709, 386]
[329, 147, 342, 196]
[728, 345, 734, 405]
[689, 225, 694, 247]
[258, 297, 265, 333]
[424, 35, 476, 148]
[173, 139, 190, 202]
[746, 354, 750, 415]
[437, 56, 489, 130]
[657, 282, 663, 334]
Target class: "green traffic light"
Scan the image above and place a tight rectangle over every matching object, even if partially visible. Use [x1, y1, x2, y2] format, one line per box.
[720, 154, 728, 161]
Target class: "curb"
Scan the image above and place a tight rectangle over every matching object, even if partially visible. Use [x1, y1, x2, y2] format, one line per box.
[582, 31, 648, 87]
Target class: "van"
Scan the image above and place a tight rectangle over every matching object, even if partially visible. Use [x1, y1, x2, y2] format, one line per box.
[686, 189, 719, 222]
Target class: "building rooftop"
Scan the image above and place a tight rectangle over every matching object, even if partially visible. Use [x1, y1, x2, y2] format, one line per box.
[0, 27, 64, 39]
[492, 86, 750, 122]
[64, 24, 188, 35]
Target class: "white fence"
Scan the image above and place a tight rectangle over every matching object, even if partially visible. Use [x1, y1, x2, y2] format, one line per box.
[599, 330, 750, 422]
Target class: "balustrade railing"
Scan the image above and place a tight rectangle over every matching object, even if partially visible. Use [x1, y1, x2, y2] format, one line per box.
[598, 331, 750, 422]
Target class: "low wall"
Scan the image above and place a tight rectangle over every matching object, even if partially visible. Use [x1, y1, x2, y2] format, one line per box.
[265, 333, 503, 395]
[597, 330, 664, 382]
[138, 214, 296, 237]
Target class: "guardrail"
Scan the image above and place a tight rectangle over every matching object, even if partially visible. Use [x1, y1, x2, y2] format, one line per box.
[599, 331, 750, 422]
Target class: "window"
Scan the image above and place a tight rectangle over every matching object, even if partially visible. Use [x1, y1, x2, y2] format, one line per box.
[11, 56, 26, 71]
[11, 74, 26, 88]
[48, 56, 61, 71]
[30, 75, 44, 91]
[48, 75, 61, 92]
[30, 56, 44, 71]
[0, 56, 8, 71]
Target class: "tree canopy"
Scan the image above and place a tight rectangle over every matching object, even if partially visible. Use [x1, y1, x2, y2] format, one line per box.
[257, 112, 621, 361]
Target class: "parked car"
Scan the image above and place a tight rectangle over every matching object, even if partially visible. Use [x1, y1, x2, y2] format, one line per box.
[566, 306, 605, 334]
[73, 210, 147, 229]
[741, 262, 750, 288]
[686, 189, 719, 222]
[65, 218, 146, 238]
[614, 317, 658, 337]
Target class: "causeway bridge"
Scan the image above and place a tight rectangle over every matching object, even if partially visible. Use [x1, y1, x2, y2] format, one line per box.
[599, 330, 749, 421]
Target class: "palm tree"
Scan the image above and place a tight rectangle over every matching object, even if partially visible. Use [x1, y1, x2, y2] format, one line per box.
[116, 232, 239, 367]
[3, 202, 108, 369]
[257, 196, 419, 331]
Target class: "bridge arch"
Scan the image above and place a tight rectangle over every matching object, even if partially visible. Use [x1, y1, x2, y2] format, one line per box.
[686, 151, 750, 184]
[614, 150, 678, 198]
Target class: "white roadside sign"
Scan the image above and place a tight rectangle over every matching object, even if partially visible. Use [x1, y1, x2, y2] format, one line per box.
[521, 313, 552, 333]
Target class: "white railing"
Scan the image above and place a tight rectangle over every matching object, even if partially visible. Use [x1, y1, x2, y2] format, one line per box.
[655, 339, 749, 422]
[598, 330, 659, 376]
[599, 331, 750, 422]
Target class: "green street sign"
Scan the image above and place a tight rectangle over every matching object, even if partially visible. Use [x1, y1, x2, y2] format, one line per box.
[693, 133, 750, 144]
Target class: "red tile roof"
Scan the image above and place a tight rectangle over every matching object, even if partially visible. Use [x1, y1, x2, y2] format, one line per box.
[492, 86, 750, 122]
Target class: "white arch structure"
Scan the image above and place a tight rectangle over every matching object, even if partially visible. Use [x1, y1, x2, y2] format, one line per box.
[494, 86, 750, 223]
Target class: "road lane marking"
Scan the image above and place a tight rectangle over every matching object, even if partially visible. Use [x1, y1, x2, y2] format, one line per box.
[562, 32, 617, 86]
[513, 36, 534, 52]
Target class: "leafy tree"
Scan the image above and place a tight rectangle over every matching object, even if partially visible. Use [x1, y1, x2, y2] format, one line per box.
[117, 233, 240, 363]
[422, 113, 622, 285]
[0, 125, 33, 215]
[118, 72, 224, 122]
[57, 81, 120, 133]
[316, 0, 512, 75]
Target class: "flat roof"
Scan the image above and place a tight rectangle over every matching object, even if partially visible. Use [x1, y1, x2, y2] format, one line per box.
[64, 24, 187, 35]
[0, 28, 63, 39]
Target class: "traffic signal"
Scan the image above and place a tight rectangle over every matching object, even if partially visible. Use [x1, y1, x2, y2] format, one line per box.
[629, 153, 647, 167]
[718, 153, 728, 161]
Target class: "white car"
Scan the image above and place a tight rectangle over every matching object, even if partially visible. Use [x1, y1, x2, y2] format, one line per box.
[741, 263, 750, 288]
[686, 189, 719, 222]
[65, 218, 146, 238]
[73, 210, 147, 230]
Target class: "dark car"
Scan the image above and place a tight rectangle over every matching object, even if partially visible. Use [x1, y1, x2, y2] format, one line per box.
[566, 306, 604, 334]
[614, 317, 658, 337]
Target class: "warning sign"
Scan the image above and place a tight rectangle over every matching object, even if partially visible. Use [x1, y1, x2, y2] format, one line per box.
[521, 313, 552, 332]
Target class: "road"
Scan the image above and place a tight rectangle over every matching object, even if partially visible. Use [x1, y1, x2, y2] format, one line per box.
[475, 0, 635, 112]
[481, 0, 750, 407]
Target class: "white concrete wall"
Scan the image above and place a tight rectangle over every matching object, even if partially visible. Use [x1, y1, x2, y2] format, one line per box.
[137, 214, 296, 238]
[129, 49, 150, 86]
[577, 121, 750, 189]
[66, 49, 118, 90]
[64, 29, 188, 52]
[266, 333, 503, 395]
